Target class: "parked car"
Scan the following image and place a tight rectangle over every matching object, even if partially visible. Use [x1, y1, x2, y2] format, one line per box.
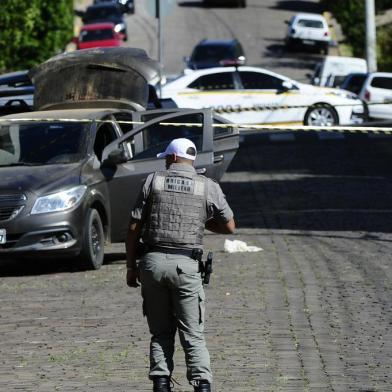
[161, 66, 366, 126]
[203, 0, 246, 7]
[0, 108, 238, 269]
[73, 22, 123, 49]
[185, 39, 246, 70]
[0, 48, 239, 269]
[93, 0, 135, 14]
[0, 70, 33, 116]
[310, 56, 368, 88]
[285, 13, 331, 54]
[340, 72, 392, 120]
[81, 3, 128, 40]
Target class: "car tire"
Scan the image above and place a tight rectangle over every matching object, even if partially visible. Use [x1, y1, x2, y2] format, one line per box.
[304, 103, 339, 126]
[79, 208, 105, 270]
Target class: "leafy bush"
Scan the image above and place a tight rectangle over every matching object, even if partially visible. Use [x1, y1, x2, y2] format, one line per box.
[0, 0, 74, 72]
[322, 0, 392, 68]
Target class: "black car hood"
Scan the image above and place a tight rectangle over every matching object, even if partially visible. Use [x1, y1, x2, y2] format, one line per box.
[29, 48, 161, 111]
[0, 164, 82, 196]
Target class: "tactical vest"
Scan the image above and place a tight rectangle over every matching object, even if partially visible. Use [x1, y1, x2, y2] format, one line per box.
[143, 169, 208, 248]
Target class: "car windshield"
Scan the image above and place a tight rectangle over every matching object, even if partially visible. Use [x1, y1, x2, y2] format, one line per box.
[0, 122, 87, 166]
[85, 6, 121, 20]
[297, 19, 324, 28]
[192, 45, 235, 62]
[341, 74, 367, 94]
[80, 28, 114, 42]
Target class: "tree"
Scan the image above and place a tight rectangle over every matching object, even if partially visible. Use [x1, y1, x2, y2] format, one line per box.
[0, 0, 74, 72]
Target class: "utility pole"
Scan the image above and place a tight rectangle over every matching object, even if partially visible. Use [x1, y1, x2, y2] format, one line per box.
[156, 0, 163, 98]
[365, 0, 377, 72]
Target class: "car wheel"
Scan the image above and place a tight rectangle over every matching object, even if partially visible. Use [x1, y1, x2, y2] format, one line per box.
[79, 208, 105, 270]
[304, 104, 339, 126]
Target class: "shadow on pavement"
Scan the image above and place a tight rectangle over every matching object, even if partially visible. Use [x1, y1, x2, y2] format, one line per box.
[178, 1, 239, 8]
[271, 0, 322, 13]
[222, 133, 392, 233]
[0, 253, 123, 277]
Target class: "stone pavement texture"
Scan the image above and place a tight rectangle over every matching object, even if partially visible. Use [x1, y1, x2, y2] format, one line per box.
[1, 133, 392, 391]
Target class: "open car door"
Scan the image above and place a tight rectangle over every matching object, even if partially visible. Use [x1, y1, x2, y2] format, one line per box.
[101, 109, 215, 242]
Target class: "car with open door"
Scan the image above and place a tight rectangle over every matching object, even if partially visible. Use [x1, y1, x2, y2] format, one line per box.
[0, 108, 238, 269]
[0, 47, 239, 269]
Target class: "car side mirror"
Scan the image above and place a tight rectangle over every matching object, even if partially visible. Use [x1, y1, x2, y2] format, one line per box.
[284, 20, 289, 25]
[183, 56, 190, 64]
[72, 37, 79, 44]
[102, 148, 128, 166]
[278, 80, 294, 93]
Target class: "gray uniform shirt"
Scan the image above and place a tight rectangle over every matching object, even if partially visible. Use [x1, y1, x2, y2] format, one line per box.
[131, 163, 233, 231]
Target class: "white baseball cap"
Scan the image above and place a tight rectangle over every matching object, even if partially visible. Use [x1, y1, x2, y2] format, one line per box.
[156, 138, 197, 161]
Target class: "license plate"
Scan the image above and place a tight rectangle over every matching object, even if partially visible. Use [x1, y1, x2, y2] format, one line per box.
[303, 40, 315, 45]
[0, 229, 6, 244]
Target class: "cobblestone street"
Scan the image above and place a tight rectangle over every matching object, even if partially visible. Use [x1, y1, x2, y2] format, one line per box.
[1, 133, 392, 391]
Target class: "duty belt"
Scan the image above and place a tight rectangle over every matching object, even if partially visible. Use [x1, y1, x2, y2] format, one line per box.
[148, 245, 202, 261]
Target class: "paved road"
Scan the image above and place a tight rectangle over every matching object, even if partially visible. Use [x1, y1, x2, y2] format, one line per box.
[125, 0, 324, 81]
[2, 2, 391, 391]
[1, 132, 392, 391]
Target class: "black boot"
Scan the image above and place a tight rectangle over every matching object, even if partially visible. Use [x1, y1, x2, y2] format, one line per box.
[153, 376, 171, 392]
[194, 380, 211, 392]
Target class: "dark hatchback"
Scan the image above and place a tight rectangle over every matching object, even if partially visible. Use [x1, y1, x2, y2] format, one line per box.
[0, 108, 239, 269]
[185, 39, 246, 70]
[0, 70, 33, 116]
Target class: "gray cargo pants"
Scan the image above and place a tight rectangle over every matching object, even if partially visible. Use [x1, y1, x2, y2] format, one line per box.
[139, 251, 212, 385]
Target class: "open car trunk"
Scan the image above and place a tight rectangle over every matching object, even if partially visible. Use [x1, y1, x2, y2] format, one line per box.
[29, 48, 161, 111]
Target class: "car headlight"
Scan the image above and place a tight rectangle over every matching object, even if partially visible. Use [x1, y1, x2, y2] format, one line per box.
[31, 186, 87, 215]
[114, 23, 125, 33]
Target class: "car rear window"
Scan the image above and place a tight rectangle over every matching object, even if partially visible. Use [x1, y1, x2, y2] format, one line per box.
[371, 77, 392, 90]
[188, 72, 235, 90]
[191, 45, 235, 62]
[297, 19, 324, 28]
[80, 28, 114, 42]
[85, 6, 121, 19]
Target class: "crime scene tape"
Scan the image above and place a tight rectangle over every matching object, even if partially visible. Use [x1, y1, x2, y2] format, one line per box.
[1, 116, 392, 134]
[208, 100, 392, 114]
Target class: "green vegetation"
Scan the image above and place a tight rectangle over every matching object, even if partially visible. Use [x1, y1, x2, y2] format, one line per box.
[0, 0, 74, 72]
[321, 0, 392, 71]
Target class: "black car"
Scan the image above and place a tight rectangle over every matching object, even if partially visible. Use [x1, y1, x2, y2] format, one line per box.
[82, 3, 128, 40]
[93, 0, 135, 14]
[185, 39, 246, 70]
[0, 70, 33, 116]
[0, 48, 239, 269]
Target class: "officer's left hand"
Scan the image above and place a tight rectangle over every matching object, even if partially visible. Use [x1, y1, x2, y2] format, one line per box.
[126, 268, 140, 288]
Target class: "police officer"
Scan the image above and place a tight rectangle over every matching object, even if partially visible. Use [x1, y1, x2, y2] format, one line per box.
[126, 138, 235, 392]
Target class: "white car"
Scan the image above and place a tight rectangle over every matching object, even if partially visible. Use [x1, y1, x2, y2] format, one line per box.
[341, 72, 392, 120]
[161, 66, 366, 126]
[285, 13, 331, 54]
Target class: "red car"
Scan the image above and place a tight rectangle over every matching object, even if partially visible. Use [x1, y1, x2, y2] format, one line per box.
[73, 23, 123, 50]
